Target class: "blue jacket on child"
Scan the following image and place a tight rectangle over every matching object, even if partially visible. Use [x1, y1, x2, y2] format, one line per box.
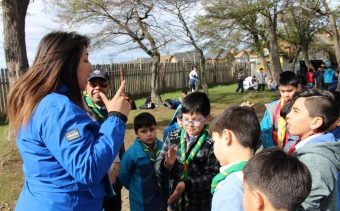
[119, 139, 168, 211]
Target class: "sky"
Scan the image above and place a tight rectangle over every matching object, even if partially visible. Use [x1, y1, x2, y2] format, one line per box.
[0, 1, 339, 68]
[0, 0, 148, 68]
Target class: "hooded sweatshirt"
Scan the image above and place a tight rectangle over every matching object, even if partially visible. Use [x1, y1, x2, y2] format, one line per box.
[296, 133, 340, 211]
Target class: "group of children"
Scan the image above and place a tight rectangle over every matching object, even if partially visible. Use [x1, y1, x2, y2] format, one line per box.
[115, 70, 340, 211]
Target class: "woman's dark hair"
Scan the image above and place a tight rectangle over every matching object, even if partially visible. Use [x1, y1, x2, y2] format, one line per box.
[7, 31, 90, 137]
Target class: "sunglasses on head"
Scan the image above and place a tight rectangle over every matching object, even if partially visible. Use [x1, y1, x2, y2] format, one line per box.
[88, 79, 109, 88]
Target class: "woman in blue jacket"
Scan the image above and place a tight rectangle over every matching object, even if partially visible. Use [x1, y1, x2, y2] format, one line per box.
[7, 31, 131, 211]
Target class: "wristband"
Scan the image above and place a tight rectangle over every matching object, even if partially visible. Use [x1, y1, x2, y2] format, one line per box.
[108, 111, 127, 123]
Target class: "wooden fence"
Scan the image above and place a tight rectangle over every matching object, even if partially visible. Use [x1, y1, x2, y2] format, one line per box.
[93, 61, 233, 97]
[0, 68, 10, 114]
[0, 61, 233, 114]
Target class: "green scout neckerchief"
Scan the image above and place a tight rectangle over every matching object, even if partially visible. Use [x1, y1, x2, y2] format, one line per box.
[138, 139, 162, 191]
[211, 160, 247, 194]
[178, 127, 209, 210]
[84, 95, 105, 121]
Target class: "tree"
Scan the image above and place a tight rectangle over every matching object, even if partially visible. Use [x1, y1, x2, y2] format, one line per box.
[197, 0, 272, 77]
[1, 0, 30, 84]
[162, 0, 209, 93]
[302, 0, 340, 91]
[280, 0, 323, 71]
[51, 0, 170, 103]
[258, 0, 287, 81]
[320, 0, 340, 91]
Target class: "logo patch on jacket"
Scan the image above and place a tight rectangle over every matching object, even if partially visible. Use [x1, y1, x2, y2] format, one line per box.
[65, 129, 80, 142]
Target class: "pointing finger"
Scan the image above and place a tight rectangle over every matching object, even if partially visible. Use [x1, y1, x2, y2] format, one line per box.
[115, 80, 126, 96]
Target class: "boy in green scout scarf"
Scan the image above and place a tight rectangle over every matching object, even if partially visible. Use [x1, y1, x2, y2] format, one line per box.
[210, 105, 261, 211]
[119, 112, 168, 210]
[156, 92, 219, 211]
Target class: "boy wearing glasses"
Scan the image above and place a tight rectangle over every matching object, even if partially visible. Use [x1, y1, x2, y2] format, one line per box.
[156, 92, 219, 211]
[84, 69, 124, 211]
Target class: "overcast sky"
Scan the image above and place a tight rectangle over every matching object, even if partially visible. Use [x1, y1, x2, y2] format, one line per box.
[0, 1, 339, 68]
[0, 0, 148, 68]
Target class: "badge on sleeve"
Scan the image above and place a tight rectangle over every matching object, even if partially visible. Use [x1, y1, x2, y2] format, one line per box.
[65, 129, 80, 142]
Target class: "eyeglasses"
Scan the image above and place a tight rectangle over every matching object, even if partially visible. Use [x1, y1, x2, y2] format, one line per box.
[89, 79, 108, 88]
[180, 118, 206, 126]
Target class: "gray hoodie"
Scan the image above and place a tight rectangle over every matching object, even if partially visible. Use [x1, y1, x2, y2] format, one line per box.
[296, 133, 340, 211]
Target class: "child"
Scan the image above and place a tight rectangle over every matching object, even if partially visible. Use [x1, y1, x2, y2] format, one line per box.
[235, 68, 245, 93]
[119, 112, 168, 210]
[188, 66, 199, 92]
[210, 106, 261, 211]
[285, 89, 340, 210]
[261, 71, 301, 149]
[306, 68, 315, 89]
[156, 92, 219, 211]
[243, 148, 312, 211]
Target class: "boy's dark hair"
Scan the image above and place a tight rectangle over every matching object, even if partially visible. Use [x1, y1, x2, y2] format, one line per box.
[279, 71, 299, 87]
[210, 106, 260, 149]
[134, 112, 157, 133]
[280, 99, 293, 119]
[331, 91, 340, 117]
[243, 148, 312, 210]
[181, 92, 210, 117]
[290, 89, 338, 131]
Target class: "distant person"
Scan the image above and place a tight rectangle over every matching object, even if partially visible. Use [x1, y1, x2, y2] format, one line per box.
[243, 148, 312, 211]
[163, 89, 187, 110]
[306, 68, 315, 89]
[235, 68, 245, 93]
[243, 75, 258, 90]
[8, 31, 131, 211]
[188, 65, 199, 92]
[324, 65, 335, 90]
[267, 77, 277, 91]
[256, 68, 266, 91]
[315, 63, 325, 89]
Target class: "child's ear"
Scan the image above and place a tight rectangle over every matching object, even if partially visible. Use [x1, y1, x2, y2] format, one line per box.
[252, 190, 265, 210]
[204, 114, 212, 123]
[310, 116, 323, 131]
[222, 129, 232, 146]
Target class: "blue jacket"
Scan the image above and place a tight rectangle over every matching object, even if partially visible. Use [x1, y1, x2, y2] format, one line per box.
[119, 139, 168, 211]
[324, 68, 335, 83]
[260, 100, 299, 148]
[15, 85, 126, 211]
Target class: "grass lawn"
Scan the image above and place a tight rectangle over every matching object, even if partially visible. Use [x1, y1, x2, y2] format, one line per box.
[0, 83, 278, 209]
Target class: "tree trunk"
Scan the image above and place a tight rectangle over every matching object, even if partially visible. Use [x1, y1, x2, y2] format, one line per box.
[291, 46, 301, 72]
[265, 17, 282, 82]
[150, 54, 162, 104]
[321, 0, 340, 91]
[301, 45, 314, 71]
[267, 37, 282, 82]
[198, 50, 208, 93]
[2, 0, 30, 84]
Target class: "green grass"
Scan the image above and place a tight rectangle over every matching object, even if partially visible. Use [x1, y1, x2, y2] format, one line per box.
[0, 83, 278, 209]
